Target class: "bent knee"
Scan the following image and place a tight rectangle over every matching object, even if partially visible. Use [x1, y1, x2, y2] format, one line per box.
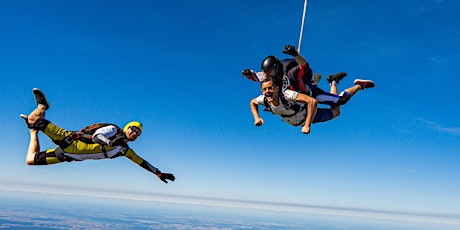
[337, 91, 351, 106]
[26, 153, 36, 165]
[26, 159, 35, 165]
[334, 110, 341, 118]
[331, 106, 341, 118]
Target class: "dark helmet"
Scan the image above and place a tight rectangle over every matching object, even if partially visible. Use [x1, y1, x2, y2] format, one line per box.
[261, 55, 283, 77]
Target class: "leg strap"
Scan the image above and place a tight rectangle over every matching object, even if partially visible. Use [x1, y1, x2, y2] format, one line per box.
[32, 118, 50, 131]
[55, 147, 75, 162]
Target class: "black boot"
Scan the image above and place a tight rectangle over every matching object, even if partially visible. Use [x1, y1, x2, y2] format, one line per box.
[33, 88, 50, 110]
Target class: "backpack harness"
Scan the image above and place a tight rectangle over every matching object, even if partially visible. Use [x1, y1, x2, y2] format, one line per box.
[58, 123, 127, 158]
[262, 91, 304, 118]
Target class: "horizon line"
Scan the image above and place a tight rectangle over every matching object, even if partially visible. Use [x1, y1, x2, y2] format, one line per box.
[1, 181, 460, 227]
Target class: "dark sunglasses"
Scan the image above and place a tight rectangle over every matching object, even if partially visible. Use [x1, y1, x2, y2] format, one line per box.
[130, 126, 141, 135]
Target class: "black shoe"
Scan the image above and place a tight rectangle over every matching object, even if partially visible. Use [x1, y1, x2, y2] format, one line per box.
[20, 114, 34, 129]
[313, 73, 322, 86]
[32, 88, 50, 110]
[327, 72, 347, 84]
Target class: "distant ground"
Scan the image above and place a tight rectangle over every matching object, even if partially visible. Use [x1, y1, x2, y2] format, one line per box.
[1, 189, 457, 230]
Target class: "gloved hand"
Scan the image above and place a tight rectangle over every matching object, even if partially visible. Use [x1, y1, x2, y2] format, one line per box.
[157, 172, 175, 183]
[242, 69, 253, 77]
[282, 45, 299, 57]
[109, 137, 128, 147]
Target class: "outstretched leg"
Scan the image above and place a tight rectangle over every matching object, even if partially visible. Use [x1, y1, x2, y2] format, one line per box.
[25, 128, 65, 165]
[329, 81, 338, 95]
[336, 79, 375, 105]
[343, 79, 375, 97]
[26, 129, 40, 165]
[22, 88, 68, 165]
[326, 72, 346, 118]
[329, 81, 340, 118]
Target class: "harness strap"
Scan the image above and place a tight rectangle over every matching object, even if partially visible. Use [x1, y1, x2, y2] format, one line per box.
[58, 132, 80, 150]
[109, 146, 129, 159]
[120, 146, 129, 155]
[101, 146, 108, 158]
[54, 147, 76, 162]
[263, 93, 303, 116]
[100, 141, 128, 159]
[263, 97, 271, 112]
[280, 105, 304, 118]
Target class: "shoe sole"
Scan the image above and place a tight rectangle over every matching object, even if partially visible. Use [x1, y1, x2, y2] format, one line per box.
[354, 79, 375, 89]
[313, 74, 322, 86]
[20, 114, 32, 129]
[32, 88, 50, 110]
[327, 72, 347, 84]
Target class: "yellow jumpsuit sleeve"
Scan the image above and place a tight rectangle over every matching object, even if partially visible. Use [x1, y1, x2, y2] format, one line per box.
[124, 148, 144, 164]
[124, 148, 160, 175]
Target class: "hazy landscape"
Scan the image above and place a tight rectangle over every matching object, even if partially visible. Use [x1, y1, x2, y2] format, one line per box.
[1, 186, 459, 230]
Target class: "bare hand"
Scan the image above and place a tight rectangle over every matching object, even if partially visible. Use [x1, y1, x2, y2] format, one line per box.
[301, 124, 311, 134]
[254, 117, 264, 126]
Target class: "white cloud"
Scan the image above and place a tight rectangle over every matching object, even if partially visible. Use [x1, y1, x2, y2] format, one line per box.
[417, 118, 460, 136]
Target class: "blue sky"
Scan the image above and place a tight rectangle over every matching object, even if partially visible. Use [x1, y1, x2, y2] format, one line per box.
[1, 0, 459, 220]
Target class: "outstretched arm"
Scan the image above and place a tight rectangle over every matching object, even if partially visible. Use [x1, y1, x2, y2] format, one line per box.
[295, 93, 318, 134]
[124, 149, 175, 183]
[242, 69, 267, 82]
[293, 53, 308, 68]
[250, 98, 264, 126]
[283, 45, 309, 69]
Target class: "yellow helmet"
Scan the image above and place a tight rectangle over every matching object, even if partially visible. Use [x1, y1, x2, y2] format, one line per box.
[123, 121, 142, 133]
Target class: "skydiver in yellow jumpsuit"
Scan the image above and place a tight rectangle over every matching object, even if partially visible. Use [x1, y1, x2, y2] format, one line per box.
[20, 88, 175, 184]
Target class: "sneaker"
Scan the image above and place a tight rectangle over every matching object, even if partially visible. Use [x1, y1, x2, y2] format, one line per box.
[32, 88, 50, 110]
[20, 114, 33, 129]
[354, 79, 375, 89]
[312, 73, 322, 86]
[327, 72, 347, 84]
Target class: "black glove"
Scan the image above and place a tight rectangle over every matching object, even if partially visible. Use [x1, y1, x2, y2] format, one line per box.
[282, 45, 299, 57]
[158, 173, 175, 183]
[242, 69, 252, 77]
[109, 137, 128, 147]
